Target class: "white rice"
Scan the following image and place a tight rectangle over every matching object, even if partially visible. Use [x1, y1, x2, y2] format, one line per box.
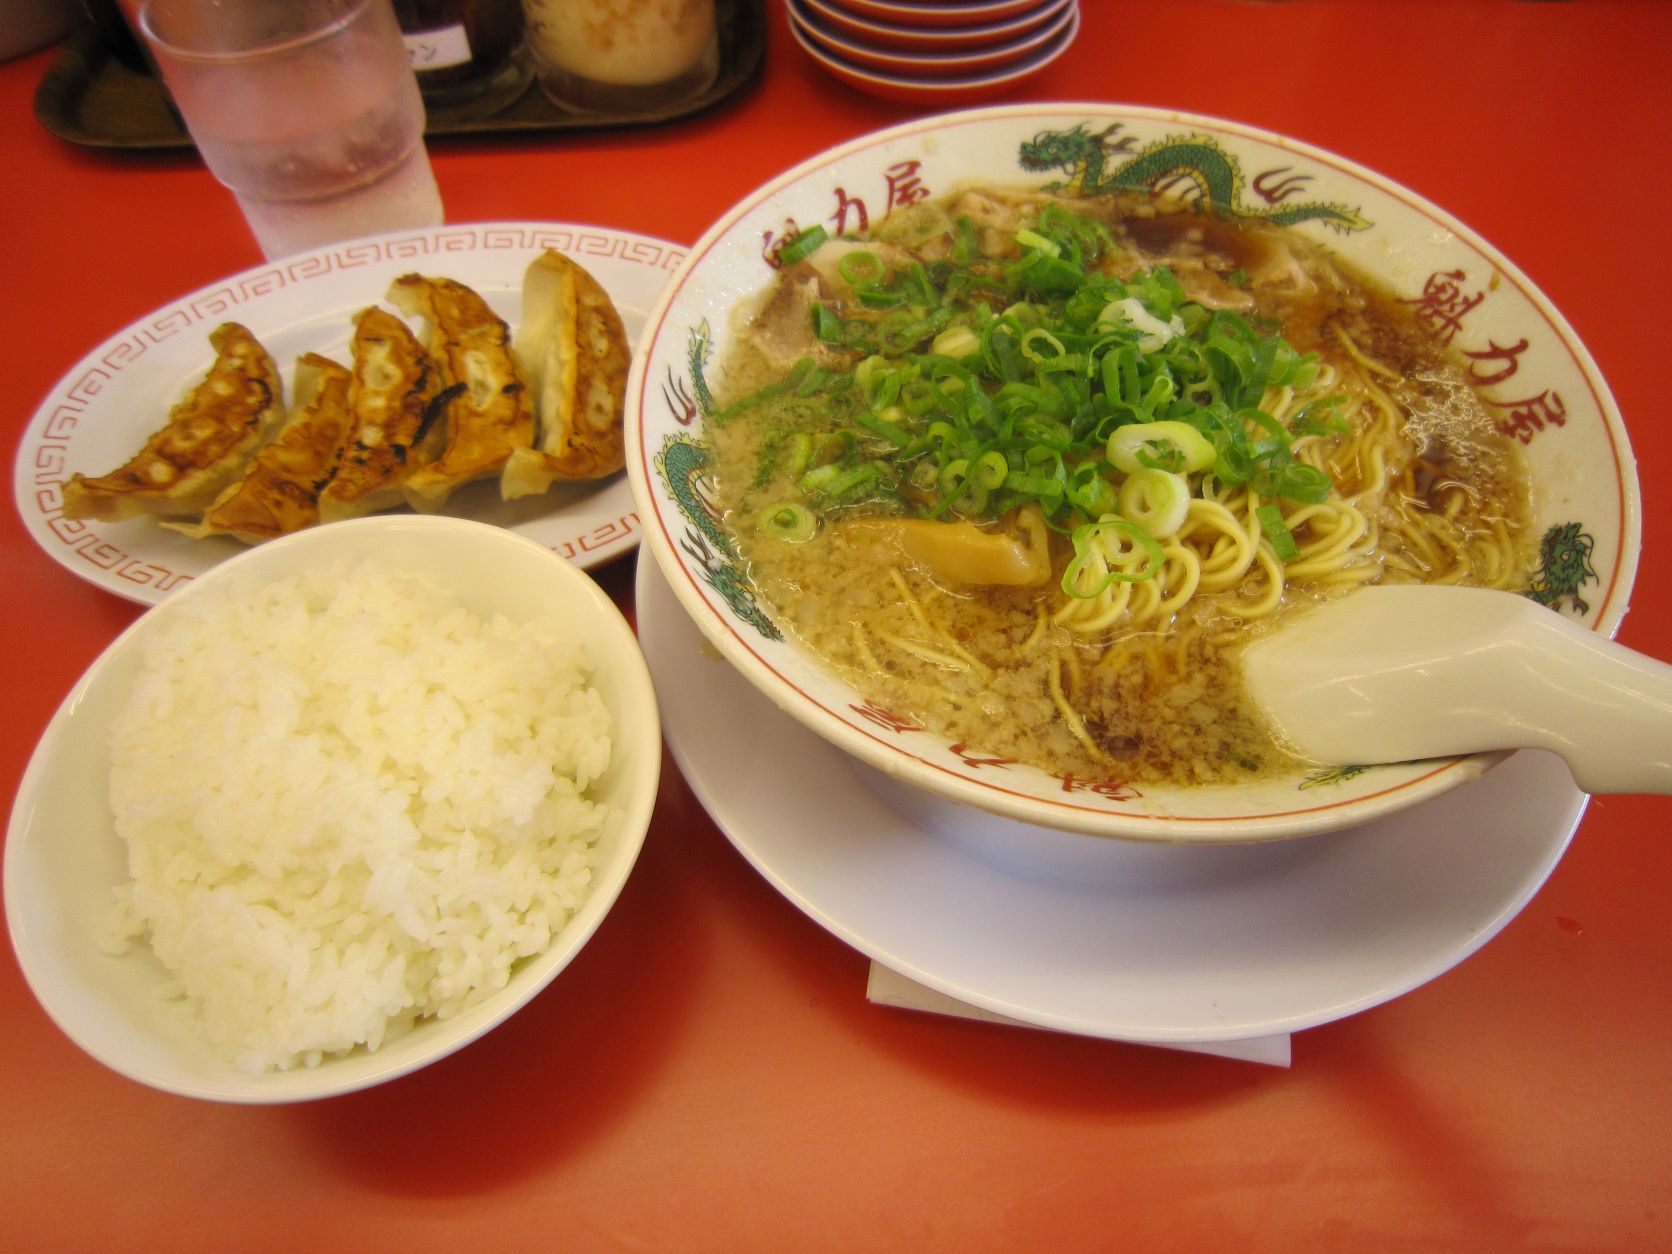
[103, 559, 612, 1074]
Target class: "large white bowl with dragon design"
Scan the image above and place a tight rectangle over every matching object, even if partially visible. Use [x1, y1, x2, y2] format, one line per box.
[623, 104, 1639, 843]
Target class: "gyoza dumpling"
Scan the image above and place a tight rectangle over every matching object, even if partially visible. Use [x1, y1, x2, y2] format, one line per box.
[500, 250, 630, 500]
[61, 322, 284, 521]
[317, 306, 443, 524]
[166, 353, 352, 544]
[387, 272, 534, 511]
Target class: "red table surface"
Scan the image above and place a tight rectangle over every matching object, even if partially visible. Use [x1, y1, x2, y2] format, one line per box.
[4, 2, 1670, 1249]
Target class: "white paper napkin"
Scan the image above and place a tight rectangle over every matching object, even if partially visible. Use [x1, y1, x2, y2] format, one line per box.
[866, 962, 1292, 1067]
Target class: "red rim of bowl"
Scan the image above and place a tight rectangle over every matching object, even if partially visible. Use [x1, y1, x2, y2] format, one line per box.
[788, 4, 1080, 101]
[790, 0, 1075, 75]
[795, 0, 1072, 50]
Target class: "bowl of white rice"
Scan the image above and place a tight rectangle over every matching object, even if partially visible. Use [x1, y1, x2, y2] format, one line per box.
[4, 515, 660, 1103]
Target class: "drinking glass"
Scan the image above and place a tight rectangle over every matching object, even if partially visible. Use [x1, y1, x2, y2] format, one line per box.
[137, 0, 445, 260]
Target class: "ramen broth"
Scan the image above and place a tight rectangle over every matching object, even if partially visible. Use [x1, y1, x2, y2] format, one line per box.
[707, 187, 1533, 786]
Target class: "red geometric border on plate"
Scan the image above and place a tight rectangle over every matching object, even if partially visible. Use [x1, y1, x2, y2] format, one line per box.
[27, 225, 678, 587]
[549, 513, 642, 561]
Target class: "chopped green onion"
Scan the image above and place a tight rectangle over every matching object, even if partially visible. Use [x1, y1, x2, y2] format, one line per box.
[783, 432, 813, 478]
[1061, 518, 1166, 598]
[1014, 254, 1084, 297]
[1016, 228, 1060, 255]
[931, 325, 982, 359]
[1259, 461, 1332, 504]
[729, 205, 1341, 550]
[1107, 420, 1217, 475]
[799, 463, 842, 495]
[1068, 464, 1116, 517]
[1244, 335, 1280, 404]
[777, 225, 827, 267]
[857, 410, 912, 447]
[1118, 468, 1191, 539]
[1256, 503, 1299, 561]
[973, 450, 1009, 490]
[823, 463, 885, 503]
[1291, 396, 1349, 436]
[1020, 327, 1067, 363]
[856, 287, 907, 309]
[902, 262, 937, 306]
[811, 430, 854, 466]
[854, 354, 890, 398]
[1238, 406, 1292, 455]
[805, 304, 836, 344]
[908, 460, 940, 493]
[710, 356, 816, 424]
[795, 364, 835, 397]
[937, 457, 990, 516]
[759, 502, 816, 543]
[837, 250, 884, 286]
[899, 378, 936, 415]
[1213, 439, 1254, 486]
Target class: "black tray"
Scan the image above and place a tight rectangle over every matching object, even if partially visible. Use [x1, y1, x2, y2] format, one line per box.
[34, 0, 765, 152]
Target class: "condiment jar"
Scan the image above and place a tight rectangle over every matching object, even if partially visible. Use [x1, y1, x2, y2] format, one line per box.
[520, 0, 718, 114]
[393, 0, 532, 111]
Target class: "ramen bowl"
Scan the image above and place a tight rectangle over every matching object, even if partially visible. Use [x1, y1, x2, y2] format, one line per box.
[624, 104, 1639, 844]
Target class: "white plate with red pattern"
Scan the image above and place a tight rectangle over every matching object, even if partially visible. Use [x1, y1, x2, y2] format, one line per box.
[14, 221, 682, 606]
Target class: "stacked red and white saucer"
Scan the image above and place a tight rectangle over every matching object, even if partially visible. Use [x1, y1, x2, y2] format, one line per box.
[786, 0, 1082, 106]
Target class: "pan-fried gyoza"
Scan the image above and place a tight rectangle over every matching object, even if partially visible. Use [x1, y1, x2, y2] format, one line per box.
[61, 323, 284, 523]
[60, 253, 630, 544]
[502, 249, 632, 497]
[166, 353, 352, 544]
[317, 305, 444, 524]
[388, 273, 535, 511]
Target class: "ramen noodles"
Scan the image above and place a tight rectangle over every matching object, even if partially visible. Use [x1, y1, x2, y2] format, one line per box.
[707, 187, 1533, 786]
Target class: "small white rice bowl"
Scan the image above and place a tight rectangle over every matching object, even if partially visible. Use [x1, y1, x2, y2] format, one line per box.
[5, 516, 659, 1102]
